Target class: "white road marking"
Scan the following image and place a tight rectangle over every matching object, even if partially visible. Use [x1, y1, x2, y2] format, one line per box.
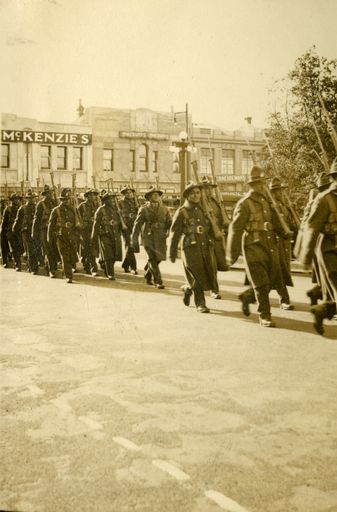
[113, 436, 141, 451]
[205, 490, 250, 512]
[152, 460, 190, 481]
[78, 416, 103, 430]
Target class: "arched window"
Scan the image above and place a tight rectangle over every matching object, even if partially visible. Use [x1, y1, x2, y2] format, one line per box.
[139, 144, 148, 172]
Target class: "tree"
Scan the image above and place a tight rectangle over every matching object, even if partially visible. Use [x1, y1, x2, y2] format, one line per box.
[261, 47, 337, 213]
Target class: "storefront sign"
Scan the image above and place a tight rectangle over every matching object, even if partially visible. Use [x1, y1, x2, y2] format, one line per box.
[217, 174, 246, 182]
[1, 130, 92, 145]
[119, 131, 169, 141]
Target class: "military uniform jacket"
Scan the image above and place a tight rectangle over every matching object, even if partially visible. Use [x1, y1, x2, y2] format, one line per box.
[91, 204, 123, 261]
[32, 198, 56, 239]
[227, 190, 288, 288]
[119, 197, 138, 232]
[0, 204, 20, 235]
[299, 182, 337, 267]
[78, 200, 97, 233]
[208, 196, 229, 272]
[169, 201, 218, 291]
[47, 203, 79, 244]
[13, 203, 36, 235]
[131, 202, 171, 261]
[273, 199, 294, 286]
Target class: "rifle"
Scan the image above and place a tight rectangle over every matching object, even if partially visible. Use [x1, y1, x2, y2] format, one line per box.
[262, 133, 296, 235]
[20, 180, 25, 198]
[303, 102, 330, 172]
[318, 93, 337, 153]
[110, 178, 127, 230]
[36, 178, 40, 197]
[71, 171, 82, 228]
[190, 160, 224, 240]
[50, 171, 59, 205]
[208, 137, 231, 227]
[130, 177, 140, 208]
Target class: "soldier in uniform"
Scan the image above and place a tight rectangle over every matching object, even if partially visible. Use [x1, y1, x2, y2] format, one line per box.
[227, 166, 290, 327]
[0, 192, 23, 270]
[32, 184, 58, 277]
[47, 188, 81, 283]
[91, 192, 124, 280]
[201, 176, 230, 299]
[119, 185, 138, 274]
[13, 190, 39, 274]
[299, 159, 337, 334]
[269, 177, 296, 310]
[169, 182, 218, 313]
[78, 189, 99, 276]
[131, 186, 171, 289]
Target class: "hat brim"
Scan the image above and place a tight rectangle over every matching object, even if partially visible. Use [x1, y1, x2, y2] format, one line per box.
[144, 189, 163, 199]
[183, 184, 202, 198]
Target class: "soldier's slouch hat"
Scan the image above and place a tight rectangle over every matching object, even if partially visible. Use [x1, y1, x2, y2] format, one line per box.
[120, 185, 135, 194]
[84, 188, 99, 197]
[269, 177, 286, 190]
[101, 192, 115, 202]
[9, 192, 22, 201]
[183, 182, 202, 199]
[25, 190, 37, 199]
[59, 188, 72, 200]
[247, 166, 266, 184]
[41, 185, 52, 196]
[201, 176, 216, 188]
[144, 186, 163, 200]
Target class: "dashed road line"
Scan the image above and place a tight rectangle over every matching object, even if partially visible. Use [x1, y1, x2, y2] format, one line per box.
[112, 436, 141, 451]
[205, 490, 250, 512]
[152, 459, 190, 481]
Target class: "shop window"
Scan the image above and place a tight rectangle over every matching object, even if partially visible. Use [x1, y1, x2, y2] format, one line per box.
[1, 144, 9, 168]
[40, 145, 51, 169]
[242, 150, 253, 174]
[129, 150, 135, 173]
[103, 149, 113, 171]
[221, 149, 235, 174]
[152, 151, 158, 173]
[57, 146, 67, 170]
[138, 144, 148, 172]
[200, 148, 213, 175]
[73, 147, 83, 171]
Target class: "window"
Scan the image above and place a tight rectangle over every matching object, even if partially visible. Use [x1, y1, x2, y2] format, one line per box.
[73, 147, 83, 171]
[138, 144, 148, 172]
[129, 150, 135, 173]
[57, 146, 67, 170]
[242, 150, 253, 174]
[221, 149, 235, 174]
[152, 151, 158, 173]
[103, 149, 113, 171]
[40, 145, 51, 169]
[200, 128, 212, 135]
[200, 148, 213, 175]
[1, 144, 9, 168]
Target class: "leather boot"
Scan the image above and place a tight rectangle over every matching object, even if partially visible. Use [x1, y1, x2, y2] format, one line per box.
[306, 285, 322, 306]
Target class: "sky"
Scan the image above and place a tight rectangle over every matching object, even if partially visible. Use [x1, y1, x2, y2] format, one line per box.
[0, 0, 336, 130]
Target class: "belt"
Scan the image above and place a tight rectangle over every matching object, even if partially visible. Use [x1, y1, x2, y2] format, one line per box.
[65, 222, 73, 228]
[196, 225, 205, 234]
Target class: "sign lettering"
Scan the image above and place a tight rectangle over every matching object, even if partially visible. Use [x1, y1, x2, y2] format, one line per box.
[1, 130, 92, 145]
[119, 131, 169, 141]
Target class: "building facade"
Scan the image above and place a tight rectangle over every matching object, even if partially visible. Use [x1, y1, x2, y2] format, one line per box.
[1, 108, 265, 213]
[1, 113, 92, 195]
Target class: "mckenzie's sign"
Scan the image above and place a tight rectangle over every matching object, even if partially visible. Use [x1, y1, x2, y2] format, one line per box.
[1, 130, 92, 145]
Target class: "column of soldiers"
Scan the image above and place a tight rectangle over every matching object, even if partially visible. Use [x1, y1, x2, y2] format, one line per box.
[1, 160, 336, 335]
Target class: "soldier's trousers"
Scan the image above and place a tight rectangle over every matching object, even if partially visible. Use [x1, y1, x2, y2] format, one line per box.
[56, 235, 78, 279]
[122, 246, 137, 272]
[41, 229, 58, 272]
[99, 234, 117, 278]
[6, 231, 22, 268]
[22, 231, 38, 272]
[81, 231, 97, 273]
[144, 248, 162, 284]
[1, 232, 10, 265]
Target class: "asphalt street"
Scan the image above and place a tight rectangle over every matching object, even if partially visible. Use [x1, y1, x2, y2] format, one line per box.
[1, 251, 337, 512]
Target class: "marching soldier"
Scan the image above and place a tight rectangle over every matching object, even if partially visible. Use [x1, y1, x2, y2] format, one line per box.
[119, 185, 138, 274]
[201, 176, 229, 299]
[299, 158, 337, 334]
[0, 192, 23, 270]
[13, 190, 39, 274]
[32, 184, 58, 277]
[78, 189, 99, 276]
[269, 177, 296, 310]
[169, 182, 218, 313]
[47, 188, 81, 283]
[131, 186, 171, 289]
[91, 192, 123, 280]
[227, 166, 290, 327]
